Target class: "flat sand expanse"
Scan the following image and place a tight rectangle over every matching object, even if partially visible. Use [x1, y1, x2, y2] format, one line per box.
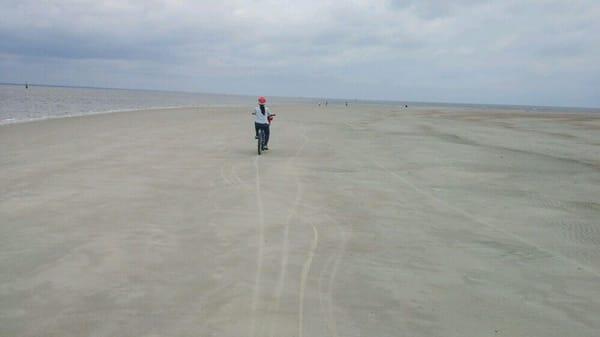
[1, 104, 599, 337]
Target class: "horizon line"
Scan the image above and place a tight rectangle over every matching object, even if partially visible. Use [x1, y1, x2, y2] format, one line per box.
[1, 81, 599, 111]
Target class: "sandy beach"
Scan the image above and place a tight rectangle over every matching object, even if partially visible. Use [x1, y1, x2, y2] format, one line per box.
[1, 104, 599, 336]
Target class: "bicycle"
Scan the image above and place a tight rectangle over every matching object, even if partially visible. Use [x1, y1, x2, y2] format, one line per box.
[253, 113, 275, 155]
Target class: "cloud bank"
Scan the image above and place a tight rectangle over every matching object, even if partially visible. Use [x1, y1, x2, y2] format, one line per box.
[1, 0, 599, 106]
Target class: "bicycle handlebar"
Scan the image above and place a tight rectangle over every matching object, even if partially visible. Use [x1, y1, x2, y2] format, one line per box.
[251, 113, 276, 116]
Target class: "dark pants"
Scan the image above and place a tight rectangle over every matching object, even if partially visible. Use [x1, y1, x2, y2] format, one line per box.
[255, 123, 270, 146]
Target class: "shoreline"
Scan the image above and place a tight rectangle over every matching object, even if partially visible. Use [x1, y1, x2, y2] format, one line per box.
[2, 102, 599, 128]
[3, 82, 600, 112]
[0, 103, 253, 127]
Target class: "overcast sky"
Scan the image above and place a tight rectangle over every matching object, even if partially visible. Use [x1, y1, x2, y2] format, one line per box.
[1, 0, 599, 107]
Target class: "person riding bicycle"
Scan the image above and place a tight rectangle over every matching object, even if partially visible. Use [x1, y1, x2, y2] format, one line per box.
[252, 96, 274, 150]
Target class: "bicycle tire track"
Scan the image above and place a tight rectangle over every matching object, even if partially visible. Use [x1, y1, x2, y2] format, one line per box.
[251, 156, 266, 337]
[268, 126, 309, 337]
[231, 162, 251, 190]
[298, 224, 319, 337]
[268, 181, 303, 337]
[318, 252, 336, 322]
[326, 222, 347, 337]
[220, 164, 232, 186]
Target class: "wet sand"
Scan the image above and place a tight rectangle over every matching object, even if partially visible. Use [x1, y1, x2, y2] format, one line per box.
[1, 104, 599, 336]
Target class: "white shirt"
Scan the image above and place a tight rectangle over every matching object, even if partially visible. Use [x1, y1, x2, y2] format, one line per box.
[253, 106, 272, 124]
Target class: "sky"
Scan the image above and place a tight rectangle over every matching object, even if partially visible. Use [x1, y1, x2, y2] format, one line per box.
[1, 0, 599, 107]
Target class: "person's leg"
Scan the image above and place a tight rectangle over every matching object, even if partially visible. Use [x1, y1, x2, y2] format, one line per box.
[254, 122, 259, 138]
[264, 124, 270, 146]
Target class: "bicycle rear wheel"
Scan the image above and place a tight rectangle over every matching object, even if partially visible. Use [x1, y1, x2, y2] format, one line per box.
[257, 129, 263, 155]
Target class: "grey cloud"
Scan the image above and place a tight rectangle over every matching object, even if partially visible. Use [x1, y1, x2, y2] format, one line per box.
[1, 0, 599, 107]
[387, 0, 486, 19]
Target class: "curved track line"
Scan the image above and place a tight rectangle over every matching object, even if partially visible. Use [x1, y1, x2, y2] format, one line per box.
[318, 252, 336, 319]
[231, 165, 246, 188]
[373, 160, 600, 279]
[231, 162, 253, 190]
[298, 224, 319, 337]
[220, 164, 232, 185]
[268, 126, 310, 337]
[326, 224, 347, 337]
[316, 219, 348, 337]
[251, 156, 266, 337]
[268, 181, 303, 337]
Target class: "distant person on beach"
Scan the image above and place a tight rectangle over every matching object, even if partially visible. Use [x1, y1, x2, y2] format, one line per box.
[252, 96, 274, 150]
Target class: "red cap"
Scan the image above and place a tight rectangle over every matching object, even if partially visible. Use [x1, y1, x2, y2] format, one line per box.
[258, 96, 266, 104]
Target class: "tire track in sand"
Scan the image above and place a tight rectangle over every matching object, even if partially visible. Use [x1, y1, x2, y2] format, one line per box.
[325, 223, 347, 337]
[267, 181, 302, 337]
[307, 130, 348, 337]
[231, 162, 251, 190]
[251, 156, 266, 337]
[317, 219, 348, 337]
[298, 224, 319, 337]
[318, 253, 337, 335]
[268, 126, 309, 337]
[220, 164, 232, 186]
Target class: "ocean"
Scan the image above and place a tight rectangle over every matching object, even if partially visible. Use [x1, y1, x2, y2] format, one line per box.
[0, 84, 263, 125]
[1, 83, 597, 125]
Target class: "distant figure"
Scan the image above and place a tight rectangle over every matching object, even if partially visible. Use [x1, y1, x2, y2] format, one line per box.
[405, 104, 408, 108]
[25, 83, 28, 89]
[318, 102, 321, 107]
[325, 100, 328, 107]
[345, 101, 348, 107]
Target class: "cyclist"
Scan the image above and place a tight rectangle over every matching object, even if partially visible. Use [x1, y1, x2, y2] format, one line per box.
[252, 96, 274, 150]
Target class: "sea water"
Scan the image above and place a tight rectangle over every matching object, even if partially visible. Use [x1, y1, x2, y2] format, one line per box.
[0, 84, 261, 125]
[1, 83, 597, 125]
